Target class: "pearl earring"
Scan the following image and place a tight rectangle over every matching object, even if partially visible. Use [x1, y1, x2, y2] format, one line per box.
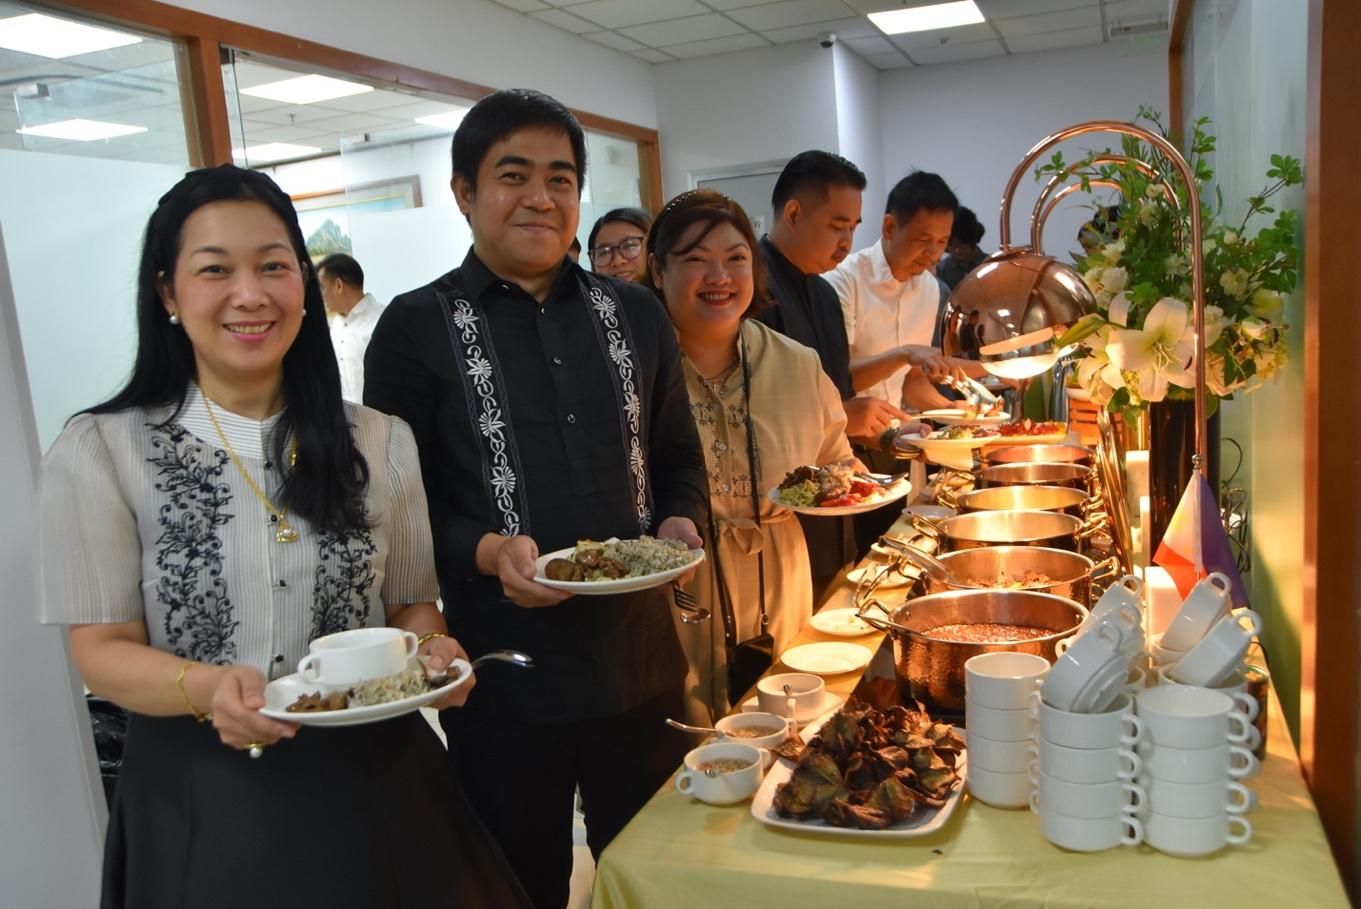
[168, 313, 181, 325]
[302, 308, 308, 316]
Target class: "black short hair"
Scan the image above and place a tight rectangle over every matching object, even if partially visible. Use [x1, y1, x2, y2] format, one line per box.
[587, 207, 652, 251]
[317, 252, 364, 290]
[451, 88, 586, 192]
[569, 236, 582, 253]
[885, 171, 958, 221]
[771, 150, 867, 212]
[950, 206, 985, 246]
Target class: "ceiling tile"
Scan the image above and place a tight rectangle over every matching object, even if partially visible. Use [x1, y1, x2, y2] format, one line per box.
[581, 30, 647, 51]
[317, 88, 425, 113]
[761, 16, 880, 43]
[244, 103, 347, 125]
[617, 14, 747, 46]
[1104, 0, 1171, 23]
[844, 35, 898, 55]
[378, 99, 471, 118]
[490, 0, 550, 11]
[882, 21, 996, 49]
[865, 51, 913, 68]
[631, 48, 676, 63]
[994, 6, 1102, 36]
[702, 0, 787, 9]
[568, 0, 708, 29]
[904, 38, 1006, 64]
[529, 8, 598, 32]
[725, 0, 857, 31]
[298, 112, 408, 133]
[975, 0, 1096, 14]
[660, 33, 771, 59]
[1004, 23, 1105, 52]
[240, 123, 333, 143]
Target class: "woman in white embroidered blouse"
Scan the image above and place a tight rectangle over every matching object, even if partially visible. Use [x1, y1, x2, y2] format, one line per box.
[37, 166, 528, 908]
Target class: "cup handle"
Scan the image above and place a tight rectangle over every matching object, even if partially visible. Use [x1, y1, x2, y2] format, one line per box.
[1123, 780, 1146, 813]
[402, 631, 420, 659]
[675, 771, 695, 795]
[1056, 637, 1072, 656]
[1118, 748, 1142, 780]
[1225, 780, 1256, 815]
[1230, 691, 1261, 723]
[1029, 689, 1042, 719]
[757, 747, 773, 771]
[1029, 789, 1040, 814]
[1226, 814, 1253, 846]
[1227, 745, 1260, 781]
[1120, 713, 1144, 747]
[1118, 574, 1144, 597]
[1121, 814, 1144, 846]
[1097, 620, 1127, 649]
[1226, 711, 1256, 745]
[1205, 571, 1231, 593]
[1027, 760, 1040, 788]
[1117, 602, 1142, 630]
[297, 653, 321, 683]
[1234, 609, 1263, 637]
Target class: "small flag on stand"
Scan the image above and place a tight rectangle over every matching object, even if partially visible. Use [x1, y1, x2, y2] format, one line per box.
[1153, 470, 1250, 608]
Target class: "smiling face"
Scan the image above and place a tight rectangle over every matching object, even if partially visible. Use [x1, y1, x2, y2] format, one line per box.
[590, 218, 649, 282]
[157, 199, 305, 400]
[651, 220, 754, 344]
[453, 125, 580, 286]
[882, 207, 954, 281]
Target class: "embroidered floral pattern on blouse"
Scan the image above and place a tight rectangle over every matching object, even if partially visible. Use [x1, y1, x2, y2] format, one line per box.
[148, 423, 239, 665]
[309, 528, 378, 639]
[689, 375, 754, 501]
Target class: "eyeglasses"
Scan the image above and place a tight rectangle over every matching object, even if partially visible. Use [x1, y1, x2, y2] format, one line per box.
[589, 235, 645, 265]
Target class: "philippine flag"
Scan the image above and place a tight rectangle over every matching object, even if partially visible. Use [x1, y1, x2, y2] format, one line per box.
[1152, 471, 1250, 608]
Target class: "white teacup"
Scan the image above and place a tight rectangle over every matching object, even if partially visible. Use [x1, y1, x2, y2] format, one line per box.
[1038, 808, 1143, 851]
[1030, 737, 1141, 784]
[1156, 665, 1247, 695]
[1032, 691, 1143, 750]
[1137, 774, 1256, 818]
[966, 765, 1032, 809]
[297, 627, 418, 686]
[1043, 618, 1128, 713]
[1147, 632, 1188, 667]
[965, 730, 1033, 774]
[1136, 740, 1260, 784]
[674, 742, 770, 805]
[1136, 685, 1260, 749]
[1092, 574, 1144, 618]
[715, 712, 796, 750]
[1029, 768, 1145, 819]
[1123, 665, 1148, 693]
[1160, 572, 1232, 651]
[966, 702, 1035, 743]
[965, 652, 1050, 710]
[1142, 810, 1252, 857]
[1169, 609, 1262, 687]
[756, 673, 825, 722]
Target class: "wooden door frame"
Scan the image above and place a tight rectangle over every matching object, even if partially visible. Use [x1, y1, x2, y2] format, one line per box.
[34, 0, 665, 212]
[1170, 0, 1360, 897]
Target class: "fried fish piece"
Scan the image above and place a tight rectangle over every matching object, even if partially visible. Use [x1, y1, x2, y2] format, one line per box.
[866, 776, 922, 824]
[773, 736, 807, 763]
[823, 798, 892, 830]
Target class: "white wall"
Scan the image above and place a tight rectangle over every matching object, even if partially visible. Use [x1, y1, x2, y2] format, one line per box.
[878, 38, 1168, 263]
[160, 0, 659, 128]
[832, 44, 885, 250]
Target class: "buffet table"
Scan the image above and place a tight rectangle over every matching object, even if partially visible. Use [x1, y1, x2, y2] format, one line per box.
[591, 517, 1350, 909]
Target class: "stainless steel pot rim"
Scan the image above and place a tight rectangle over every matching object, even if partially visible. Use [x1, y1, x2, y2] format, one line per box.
[935, 545, 1094, 583]
[888, 588, 1088, 644]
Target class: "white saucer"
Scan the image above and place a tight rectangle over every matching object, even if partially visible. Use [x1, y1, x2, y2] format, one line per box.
[809, 607, 878, 637]
[741, 689, 845, 724]
[845, 563, 916, 589]
[780, 641, 874, 675]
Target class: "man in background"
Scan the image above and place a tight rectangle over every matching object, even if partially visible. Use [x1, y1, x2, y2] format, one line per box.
[318, 253, 385, 402]
[936, 205, 988, 291]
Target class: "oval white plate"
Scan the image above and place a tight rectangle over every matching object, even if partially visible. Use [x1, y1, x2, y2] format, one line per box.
[809, 607, 879, 637]
[767, 476, 912, 517]
[920, 409, 1011, 426]
[845, 564, 916, 590]
[780, 642, 874, 675]
[533, 544, 704, 594]
[260, 657, 472, 727]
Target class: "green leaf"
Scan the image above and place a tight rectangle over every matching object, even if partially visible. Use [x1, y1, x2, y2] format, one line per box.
[1056, 313, 1106, 348]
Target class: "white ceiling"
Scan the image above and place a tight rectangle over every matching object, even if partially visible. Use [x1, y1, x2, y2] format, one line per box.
[490, 0, 1169, 68]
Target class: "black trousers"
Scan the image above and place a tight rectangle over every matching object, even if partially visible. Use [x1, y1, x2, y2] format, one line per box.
[441, 689, 688, 909]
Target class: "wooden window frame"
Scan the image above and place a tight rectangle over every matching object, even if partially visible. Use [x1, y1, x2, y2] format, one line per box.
[32, 0, 665, 212]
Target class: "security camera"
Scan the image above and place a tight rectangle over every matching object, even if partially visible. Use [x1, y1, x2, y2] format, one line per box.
[819, 32, 837, 48]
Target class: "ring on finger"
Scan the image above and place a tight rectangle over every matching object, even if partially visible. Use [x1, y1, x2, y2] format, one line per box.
[243, 741, 266, 759]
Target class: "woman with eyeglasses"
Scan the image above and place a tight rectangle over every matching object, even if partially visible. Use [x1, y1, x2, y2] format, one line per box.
[587, 206, 652, 283]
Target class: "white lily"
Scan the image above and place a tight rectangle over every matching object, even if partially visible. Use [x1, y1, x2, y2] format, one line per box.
[1101, 267, 1129, 295]
[1105, 297, 1196, 402]
[1107, 291, 1133, 327]
[1077, 326, 1125, 406]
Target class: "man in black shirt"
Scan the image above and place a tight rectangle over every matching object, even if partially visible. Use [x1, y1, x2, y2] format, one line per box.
[365, 89, 707, 909]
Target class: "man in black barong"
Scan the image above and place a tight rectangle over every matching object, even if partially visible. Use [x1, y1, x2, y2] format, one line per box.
[365, 89, 706, 909]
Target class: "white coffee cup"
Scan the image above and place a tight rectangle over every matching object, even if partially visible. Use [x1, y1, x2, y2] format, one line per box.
[1075, 599, 1143, 641]
[965, 652, 1050, 710]
[674, 742, 770, 805]
[967, 765, 1032, 809]
[1136, 685, 1260, 749]
[1038, 808, 1143, 851]
[1142, 810, 1252, 857]
[1043, 618, 1129, 713]
[1030, 737, 1141, 784]
[297, 626, 418, 686]
[1032, 691, 1143, 750]
[1137, 774, 1256, 818]
[1147, 632, 1188, 667]
[1123, 664, 1148, 693]
[1156, 664, 1247, 695]
[966, 702, 1035, 743]
[1092, 575, 1144, 619]
[1169, 609, 1262, 687]
[1136, 740, 1260, 783]
[1160, 572, 1232, 651]
[965, 730, 1033, 774]
[1029, 768, 1145, 819]
[756, 673, 825, 721]
[714, 712, 796, 750]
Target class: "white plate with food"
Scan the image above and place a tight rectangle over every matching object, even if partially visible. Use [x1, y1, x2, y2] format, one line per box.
[769, 465, 912, 517]
[919, 408, 1011, 427]
[534, 537, 704, 594]
[751, 704, 967, 839]
[844, 564, 917, 590]
[260, 657, 473, 727]
[780, 642, 875, 675]
[809, 608, 879, 637]
[894, 421, 1069, 465]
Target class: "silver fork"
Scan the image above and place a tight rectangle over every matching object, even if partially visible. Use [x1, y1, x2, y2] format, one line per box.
[673, 583, 711, 623]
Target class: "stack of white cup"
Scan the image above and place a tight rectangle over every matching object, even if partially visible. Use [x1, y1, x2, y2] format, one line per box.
[964, 652, 1048, 808]
[1133, 684, 1261, 856]
[1150, 572, 1262, 691]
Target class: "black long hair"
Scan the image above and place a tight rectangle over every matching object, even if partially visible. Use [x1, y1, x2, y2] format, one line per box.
[86, 164, 370, 535]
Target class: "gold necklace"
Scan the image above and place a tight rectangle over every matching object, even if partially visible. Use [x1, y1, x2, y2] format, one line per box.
[201, 394, 300, 543]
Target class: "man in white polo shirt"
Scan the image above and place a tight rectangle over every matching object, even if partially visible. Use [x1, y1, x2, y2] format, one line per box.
[318, 253, 385, 402]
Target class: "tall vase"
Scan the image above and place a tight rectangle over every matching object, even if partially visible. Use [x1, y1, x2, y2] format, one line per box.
[1147, 399, 1221, 555]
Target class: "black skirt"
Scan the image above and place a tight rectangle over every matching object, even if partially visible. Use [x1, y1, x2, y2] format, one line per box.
[102, 712, 531, 909]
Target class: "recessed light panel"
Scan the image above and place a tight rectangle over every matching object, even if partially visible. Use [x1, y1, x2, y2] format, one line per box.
[240, 75, 374, 105]
[232, 143, 323, 163]
[869, 1, 985, 35]
[17, 118, 147, 141]
[0, 13, 141, 58]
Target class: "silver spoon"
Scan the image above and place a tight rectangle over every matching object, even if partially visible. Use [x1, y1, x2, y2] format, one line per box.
[421, 649, 534, 683]
[665, 718, 726, 736]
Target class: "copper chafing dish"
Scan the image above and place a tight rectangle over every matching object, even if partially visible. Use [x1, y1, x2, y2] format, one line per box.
[912, 509, 1086, 552]
[982, 443, 1094, 467]
[949, 483, 1089, 518]
[978, 461, 1092, 490]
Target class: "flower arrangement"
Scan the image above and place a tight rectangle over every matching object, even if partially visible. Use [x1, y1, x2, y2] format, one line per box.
[1038, 107, 1303, 415]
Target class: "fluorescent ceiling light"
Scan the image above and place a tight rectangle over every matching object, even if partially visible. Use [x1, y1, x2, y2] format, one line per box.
[240, 74, 374, 105]
[869, 1, 984, 35]
[232, 142, 322, 163]
[414, 110, 469, 129]
[0, 13, 141, 58]
[17, 118, 147, 141]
